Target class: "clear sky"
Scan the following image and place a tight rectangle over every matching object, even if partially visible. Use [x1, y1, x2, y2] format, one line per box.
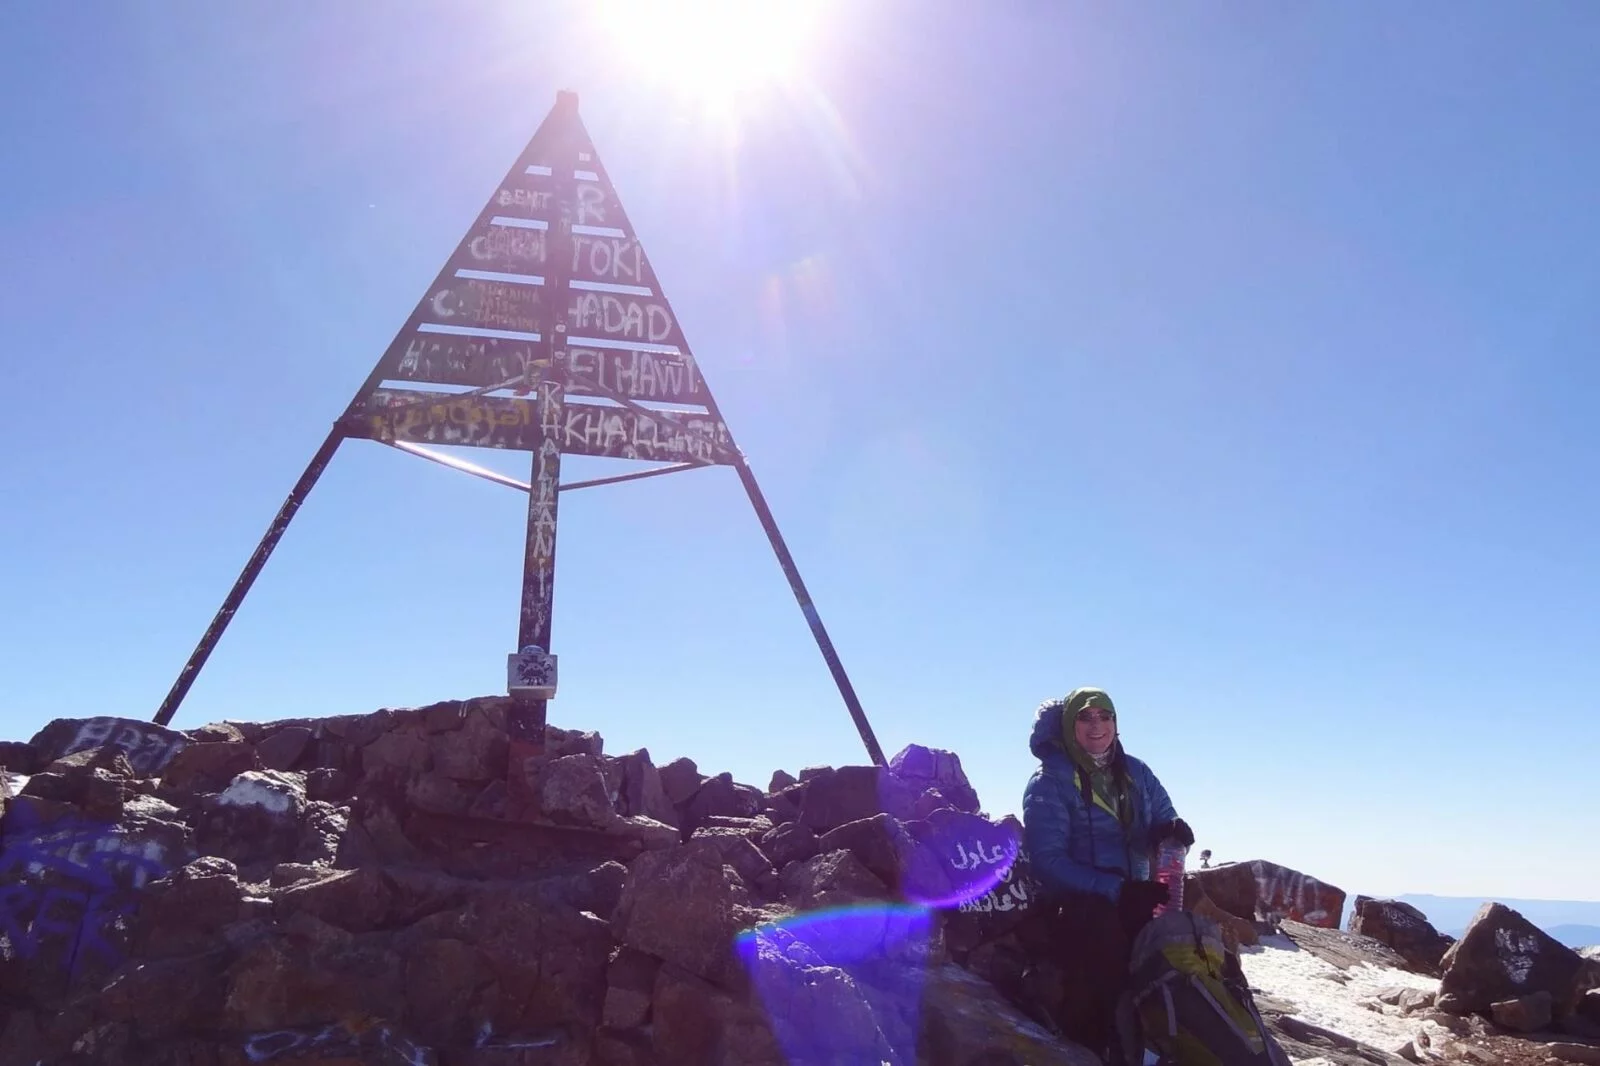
[4, 1, 1598, 903]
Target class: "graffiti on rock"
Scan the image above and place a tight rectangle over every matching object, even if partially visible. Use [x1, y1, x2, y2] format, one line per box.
[244, 1021, 434, 1065]
[51, 717, 188, 775]
[0, 803, 176, 978]
[1249, 860, 1335, 926]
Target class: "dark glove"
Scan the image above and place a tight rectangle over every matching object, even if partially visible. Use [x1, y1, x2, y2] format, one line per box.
[1117, 878, 1171, 935]
[1149, 817, 1195, 849]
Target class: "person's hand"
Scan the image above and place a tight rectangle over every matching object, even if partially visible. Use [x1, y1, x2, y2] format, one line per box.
[1150, 817, 1195, 848]
[1117, 878, 1171, 934]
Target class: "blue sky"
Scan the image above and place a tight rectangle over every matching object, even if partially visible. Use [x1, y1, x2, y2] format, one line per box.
[3, 1, 1598, 903]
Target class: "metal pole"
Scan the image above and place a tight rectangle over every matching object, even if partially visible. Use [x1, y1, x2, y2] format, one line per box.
[728, 455, 888, 767]
[385, 440, 532, 493]
[152, 429, 344, 726]
[559, 462, 703, 493]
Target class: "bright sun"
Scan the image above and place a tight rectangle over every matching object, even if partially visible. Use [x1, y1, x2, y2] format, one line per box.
[593, 0, 825, 118]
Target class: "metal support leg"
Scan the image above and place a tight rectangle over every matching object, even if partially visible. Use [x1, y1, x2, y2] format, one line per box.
[152, 430, 345, 726]
[730, 457, 888, 767]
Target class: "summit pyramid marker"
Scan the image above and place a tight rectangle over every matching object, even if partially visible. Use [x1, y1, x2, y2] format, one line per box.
[153, 91, 885, 769]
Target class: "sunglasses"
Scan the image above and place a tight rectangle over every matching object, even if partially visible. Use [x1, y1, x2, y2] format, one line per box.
[1075, 709, 1115, 724]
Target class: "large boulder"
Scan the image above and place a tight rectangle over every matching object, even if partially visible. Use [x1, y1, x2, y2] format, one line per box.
[652, 963, 786, 1066]
[1347, 895, 1455, 975]
[816, 813, 951, 903]
[613, 839, 756, 989]
[612, 748, 678, 828]
[887, 743, 981, 814]
[1190, 859, 1345, 928]
[1438, 902, 1598, 1017]
[796, 765, 921, 834]
[28, 717, 189, 777]
[920, 962, 1102, 1065]
[779, 849, 891, 910]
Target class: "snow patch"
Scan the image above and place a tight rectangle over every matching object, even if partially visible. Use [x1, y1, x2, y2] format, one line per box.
[1239, 934, 1440, 1055]
[217, 772, 300, 815]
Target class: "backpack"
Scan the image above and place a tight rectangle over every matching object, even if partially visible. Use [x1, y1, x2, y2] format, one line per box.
[1112, 910, 1293, 1066]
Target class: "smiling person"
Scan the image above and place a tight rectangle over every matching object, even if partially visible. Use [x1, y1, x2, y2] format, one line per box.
[1021, 687, 1194, 1058]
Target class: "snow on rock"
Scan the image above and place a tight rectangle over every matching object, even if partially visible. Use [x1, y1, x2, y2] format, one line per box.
[1240, 933, 1440, 1055]
[216, 770, 305, 817]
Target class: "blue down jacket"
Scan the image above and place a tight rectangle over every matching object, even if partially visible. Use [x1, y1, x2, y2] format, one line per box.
[1021, 700, 1178, 902]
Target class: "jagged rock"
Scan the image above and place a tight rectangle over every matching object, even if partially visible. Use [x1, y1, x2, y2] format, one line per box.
[417, 887, 612, 1034]
[159, 740, 260, 795]
[668, 768, 755, 832]
[135, 857, 246, 957]
[796, 765, 920, 834]
[602, 947, 661, 1029]
[767, 769, 797, 793]
[652, 963, 785, 1066]
[0, 740, 33, 773]
[758, 820, 819, 868]
[189, 721, 251, 744]
[406, 771, 485, 816]
[1490, 989, 1553, 1032]
[818, 812, 953, 903]
[256, 725, 313, 771]
[98, 951, 230, 1041]
[1349, 896, 1456, 976]
[362, 726, 433, 783]
[614, 839, 754, 988]
[21, 751, 134, 820]
[223, 934, 406, 1032]
[888, 743, 981, 814]
[1279, 919, 1410, 971]
[433, 704, 509, 781]
[779, 848, 890, 910]
[1191, 858, 1346, 928]
[913, 786, 957, 819]
[612, 748, 678, 827]
[921, 962, 1102, 1065]
[595, 1028, 654, 1066]
[28, 716, 189, 776]
[1438, 903, 1593, 1017]
[762, 785, 803, 826]
[742, 932, 899, 1062]
[402, 937, 491, 1046]
[702, 814, 773, 839]
[548, 725, 604, 759]
[1374, 985, 1435, 1013]
[274, 866, 398, 933]
[420, 699, 470, 733]
[690, 828, 779, 897]
[658, 757, 704, 807]
[304, 766, 351, 801]
[520, 752, 623, 830]
[193, 770, 307, 871]
[1192, 892, 1260, 953]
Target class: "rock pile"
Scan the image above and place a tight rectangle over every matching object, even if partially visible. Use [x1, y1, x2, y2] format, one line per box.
[2, 700, 1594, 1066]
[0, 700, 1096, 1066]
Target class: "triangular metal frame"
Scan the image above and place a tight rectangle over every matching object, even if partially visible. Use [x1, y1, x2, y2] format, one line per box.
[151, 91, 885, 768]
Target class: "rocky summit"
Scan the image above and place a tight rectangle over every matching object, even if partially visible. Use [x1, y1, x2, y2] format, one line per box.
[0, 699, 1596, 1066]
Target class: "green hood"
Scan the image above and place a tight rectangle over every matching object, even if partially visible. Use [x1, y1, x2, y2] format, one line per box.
[1059, 686, 1132, 827]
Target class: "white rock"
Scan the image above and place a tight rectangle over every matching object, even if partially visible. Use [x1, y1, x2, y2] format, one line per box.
[217, 771, 304, 817]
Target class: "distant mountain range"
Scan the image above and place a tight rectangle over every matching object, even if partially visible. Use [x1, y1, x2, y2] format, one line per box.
[1391, 894, 1600, 948]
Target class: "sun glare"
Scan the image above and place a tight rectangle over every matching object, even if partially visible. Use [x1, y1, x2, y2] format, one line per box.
[593, 0, 823, 119]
